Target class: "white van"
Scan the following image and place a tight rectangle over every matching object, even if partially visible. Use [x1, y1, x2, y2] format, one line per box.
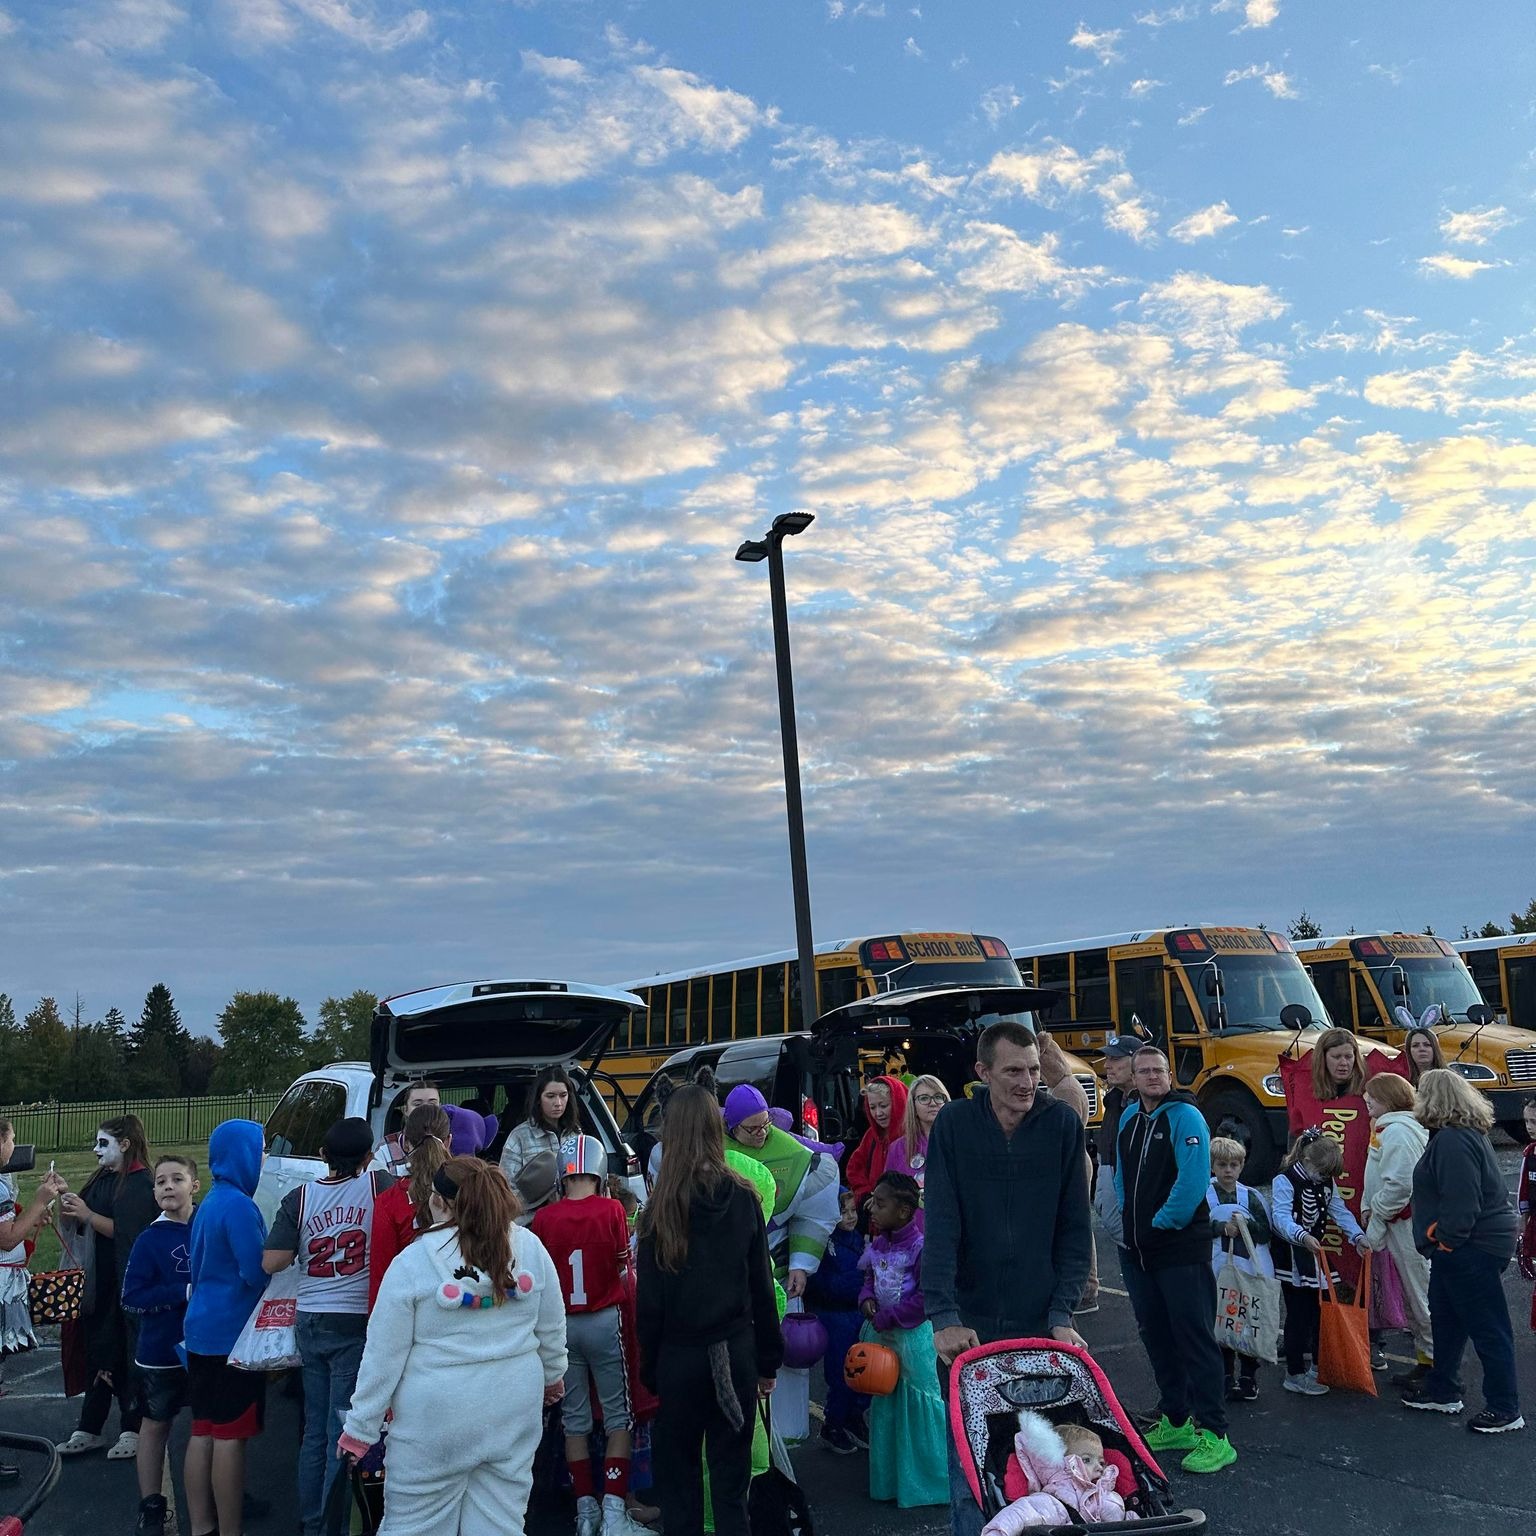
[255, 978, 647, 1223]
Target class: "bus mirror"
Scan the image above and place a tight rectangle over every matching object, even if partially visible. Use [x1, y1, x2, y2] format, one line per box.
[1468, 1003, 1492, 1027]
[1392, 972, 1409, 996]
[1202, 970, 1224, 998]
[1279, 1002, 1313, 1031]
[1206, 1001, 1227, 1029]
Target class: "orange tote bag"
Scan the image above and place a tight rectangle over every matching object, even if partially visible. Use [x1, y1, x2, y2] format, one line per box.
[1317, 1252, 1377, 1397]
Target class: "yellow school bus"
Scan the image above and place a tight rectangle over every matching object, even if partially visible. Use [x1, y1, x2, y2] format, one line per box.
[1455, 933, 1536, 1035]
[1293, 933, 1532, 1138]
[611, 930, 1103, 1122]
[1012, 925, 1369, 1180]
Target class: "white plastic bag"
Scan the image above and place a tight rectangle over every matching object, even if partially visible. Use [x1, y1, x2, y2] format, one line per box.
[229, 1264, 302, 1373]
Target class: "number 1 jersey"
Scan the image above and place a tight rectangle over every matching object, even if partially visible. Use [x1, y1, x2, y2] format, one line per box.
[531, 1195, 630, 1314]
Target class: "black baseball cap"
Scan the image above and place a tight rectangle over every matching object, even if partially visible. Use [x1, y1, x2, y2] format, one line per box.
[1102, 1036, 1139, 1059]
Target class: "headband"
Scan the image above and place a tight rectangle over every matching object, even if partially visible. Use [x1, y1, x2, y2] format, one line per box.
[433, 1167, 460, 1202]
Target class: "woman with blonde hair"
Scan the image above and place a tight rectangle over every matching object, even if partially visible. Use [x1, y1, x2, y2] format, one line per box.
[339, 1157, 569, 1531]
[1361, 1073, 1432, 1386]
[1402, 1069, 1522, 1432]
[885, 1075, 950, 1189]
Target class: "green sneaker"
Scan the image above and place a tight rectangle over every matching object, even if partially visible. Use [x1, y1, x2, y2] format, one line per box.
[1181, 1429, 1237, 1474]
[1143, 1415, 1200, 1452]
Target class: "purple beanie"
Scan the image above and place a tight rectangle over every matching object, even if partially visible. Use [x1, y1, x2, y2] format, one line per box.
[722, 1084, 769, 1131]
[767, 1107, 794, 1132]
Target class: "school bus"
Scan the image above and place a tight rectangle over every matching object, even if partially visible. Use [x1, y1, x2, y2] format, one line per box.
[1012, 925, 1361, 1180]
[612, 930, 1103, 1122]
[1455, 933, 1536, 1035]
[1293, 933, 1532, 1138]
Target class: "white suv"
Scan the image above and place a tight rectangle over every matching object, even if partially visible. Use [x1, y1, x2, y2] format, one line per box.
[255, 978, 646, 1223]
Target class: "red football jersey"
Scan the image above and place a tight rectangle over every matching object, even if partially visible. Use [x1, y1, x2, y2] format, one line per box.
[531, 1195, 630, 1314]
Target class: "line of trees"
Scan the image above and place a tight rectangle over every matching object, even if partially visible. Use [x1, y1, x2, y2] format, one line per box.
[0, 985, 378, 1104]
[1285, 899, 1536, 945]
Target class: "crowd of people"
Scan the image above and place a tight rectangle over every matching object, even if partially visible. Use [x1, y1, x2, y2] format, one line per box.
[0, 1015, 1531, 1535]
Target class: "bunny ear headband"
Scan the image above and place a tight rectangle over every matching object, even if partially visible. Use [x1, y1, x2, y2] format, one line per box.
[1394, 1006, 1417, 1032]
[1397, 1003, 1445, 1032]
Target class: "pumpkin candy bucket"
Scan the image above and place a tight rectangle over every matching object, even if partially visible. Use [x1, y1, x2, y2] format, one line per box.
[843, 1340, 900, 1395]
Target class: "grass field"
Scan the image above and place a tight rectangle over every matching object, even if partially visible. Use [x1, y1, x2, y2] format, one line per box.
[18, 1141, 210, 1272]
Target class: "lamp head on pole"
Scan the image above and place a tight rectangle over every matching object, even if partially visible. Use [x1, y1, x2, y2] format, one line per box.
[771, 512, 815, 539]
[734, 539, 770, 564]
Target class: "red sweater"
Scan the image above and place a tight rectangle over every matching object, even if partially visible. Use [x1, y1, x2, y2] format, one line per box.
[846, 1075, 909, 1204]
[367, 1180, 421, 1310]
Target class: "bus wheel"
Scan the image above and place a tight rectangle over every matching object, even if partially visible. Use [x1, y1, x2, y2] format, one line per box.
[1203, 1089, 1278, 1183]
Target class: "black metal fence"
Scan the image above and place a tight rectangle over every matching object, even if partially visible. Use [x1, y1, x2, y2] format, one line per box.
[0, 1091, 283, 1153]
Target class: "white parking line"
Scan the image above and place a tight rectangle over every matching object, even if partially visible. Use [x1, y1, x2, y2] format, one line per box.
[5, 1358, 63, 1385]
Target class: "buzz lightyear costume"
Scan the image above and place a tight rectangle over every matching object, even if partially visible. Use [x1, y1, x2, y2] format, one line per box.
[722, 1087, 840, 1445]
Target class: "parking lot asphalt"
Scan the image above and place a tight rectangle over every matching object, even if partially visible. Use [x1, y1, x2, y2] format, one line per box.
[8, 1145, 1536, 1536]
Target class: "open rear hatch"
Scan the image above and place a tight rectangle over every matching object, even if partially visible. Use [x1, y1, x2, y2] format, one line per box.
[814, 983, 1058, 1041]
[372, 979, 644, 1079]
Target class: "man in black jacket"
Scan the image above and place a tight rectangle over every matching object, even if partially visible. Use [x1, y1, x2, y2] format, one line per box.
[1115, 1047, 1234, 1475]
[923, 1021, 1091, 1536]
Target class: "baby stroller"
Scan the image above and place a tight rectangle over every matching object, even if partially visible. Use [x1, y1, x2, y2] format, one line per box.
[949, 1339, 1207, 1534]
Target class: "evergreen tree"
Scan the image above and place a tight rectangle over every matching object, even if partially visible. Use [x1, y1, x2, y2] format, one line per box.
[0, 996, 19, 1102]
[128, 983, 192, 1096]
[1512, 900, 1536, 935]
[74, 1021, 126, 1100]
[310, 990, 377, 1066]
[19, 997, 70, 1100]
[1287, 910, 1324, 940]
[1480, 921, 1509, 938]
[212, 992, 309, 1094]
[182, 1036, 222, 1096]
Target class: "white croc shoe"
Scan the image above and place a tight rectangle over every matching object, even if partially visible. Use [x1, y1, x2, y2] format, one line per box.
[106, 1431, 139, 1461]
[57, 1431, 107, 1456]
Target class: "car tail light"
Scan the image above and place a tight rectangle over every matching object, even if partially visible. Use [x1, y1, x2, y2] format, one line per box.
[624, 1147, 641, 1178]
[801, 1096, 819, 1133]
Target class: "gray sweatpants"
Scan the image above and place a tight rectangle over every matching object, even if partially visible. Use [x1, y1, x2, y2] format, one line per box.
[563, 1305, 632, 1437]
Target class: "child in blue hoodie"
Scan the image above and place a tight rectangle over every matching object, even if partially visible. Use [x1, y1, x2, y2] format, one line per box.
[123, 1154, 199, 1536]
[183, 1120, 267, 1536]
[806, 1188, 869, 1455]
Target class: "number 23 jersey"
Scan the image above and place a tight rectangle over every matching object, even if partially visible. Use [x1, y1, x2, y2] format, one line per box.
[270, 1169, 394, 1315]
[530, 1195, 630, 1313]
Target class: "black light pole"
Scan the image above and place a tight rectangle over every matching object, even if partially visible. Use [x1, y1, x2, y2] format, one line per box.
[735, 512, 818, 1035]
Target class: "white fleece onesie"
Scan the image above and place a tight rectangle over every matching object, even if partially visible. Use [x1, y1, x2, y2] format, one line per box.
[343, 1222, 568, 1536]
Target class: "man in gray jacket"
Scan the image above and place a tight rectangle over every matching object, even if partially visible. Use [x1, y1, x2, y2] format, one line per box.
[922, 1021, 1091, 1536]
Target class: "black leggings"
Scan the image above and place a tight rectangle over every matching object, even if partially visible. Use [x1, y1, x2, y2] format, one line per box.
[78, 1310, 141, 1437]
[651, 1332, 757, 1536]
[1281, 1283, 1321, 1376]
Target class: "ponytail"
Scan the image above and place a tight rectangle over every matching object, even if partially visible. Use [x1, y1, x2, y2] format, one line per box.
[434, 1157, 522, 1302]
[404, 1105, 452, 1229]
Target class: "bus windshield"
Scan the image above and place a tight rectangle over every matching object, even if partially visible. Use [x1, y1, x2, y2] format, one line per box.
[1179, 952, 1331, 1034]
[1365, 957, 1486, 1025]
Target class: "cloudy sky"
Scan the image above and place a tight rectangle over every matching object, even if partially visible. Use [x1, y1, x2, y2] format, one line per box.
[3, 0, 1534, 1036]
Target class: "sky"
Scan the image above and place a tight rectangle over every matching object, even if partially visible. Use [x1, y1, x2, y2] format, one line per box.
[2, 0, 1534, 1038]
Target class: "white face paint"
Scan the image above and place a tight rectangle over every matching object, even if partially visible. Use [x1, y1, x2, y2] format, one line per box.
[94, 1133, 124, 1169]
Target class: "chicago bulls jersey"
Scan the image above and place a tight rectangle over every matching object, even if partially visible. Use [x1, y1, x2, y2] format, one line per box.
[530, 1195, 630, 1314]
[273, 1170, 390, 1315]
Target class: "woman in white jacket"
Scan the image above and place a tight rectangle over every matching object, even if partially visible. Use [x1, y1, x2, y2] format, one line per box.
[339, 1157, 568, 1535]
[1361, 1073, 1433, 1385]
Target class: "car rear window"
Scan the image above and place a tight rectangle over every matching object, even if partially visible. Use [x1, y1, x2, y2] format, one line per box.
[265, 1079, 348, 1158]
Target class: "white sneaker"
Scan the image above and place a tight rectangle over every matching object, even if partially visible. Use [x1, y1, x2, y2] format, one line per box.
[57, 1431, 107, 1456]
[107, 1431, 139, 1461]
[1283, 1373, 1329, 1397]
[602, 1496, 654, 1536]
[576, 1495, 602, 1536]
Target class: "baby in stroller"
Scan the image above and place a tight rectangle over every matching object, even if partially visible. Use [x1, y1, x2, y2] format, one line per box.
[982, 1414, 1131, 1531]
[950, 1338, 1206, 1535]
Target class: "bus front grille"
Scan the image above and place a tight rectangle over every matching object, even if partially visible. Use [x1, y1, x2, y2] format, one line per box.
[1506, 1049, 1536, 1086]
[1074, 1074, 1101, 1121]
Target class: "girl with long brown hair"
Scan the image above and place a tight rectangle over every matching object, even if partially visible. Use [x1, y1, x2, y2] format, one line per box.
[369, 1105, 452, 1308]
[635, 1084, 782, 1536]
[56, 1115, 158, 1460]
[340, 1158, 568, 1533]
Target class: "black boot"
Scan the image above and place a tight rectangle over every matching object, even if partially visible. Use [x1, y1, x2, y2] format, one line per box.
[136, 1494, 168, 1535]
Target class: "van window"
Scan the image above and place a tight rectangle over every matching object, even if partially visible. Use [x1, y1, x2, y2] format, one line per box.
[265, 1080, 347, 1158]
[716, 1047, 781, 1101]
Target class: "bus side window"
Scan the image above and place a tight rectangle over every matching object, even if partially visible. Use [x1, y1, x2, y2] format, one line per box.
[1509, 956, 1535, 1032]
[1037, 954, 1071, 1024]
[669, 982, 690, 1046]
[817, 964, 858, 1015]
[1073, 950, 1110, 1023]
[1308, 962, 1350, 1031]
[1354, 972, 1384, 1033]
[690, 977, 710, 1044]
[1169, 974, 1199, 1036]
[761, 965, 786, 1036]
[1112, 956, 1166, 1043]
[732, 970, 759, 1039]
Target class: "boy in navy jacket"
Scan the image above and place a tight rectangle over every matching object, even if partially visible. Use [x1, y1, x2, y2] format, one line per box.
[806, 1188, 869, 1454]
[122, 1154, 199, 1536]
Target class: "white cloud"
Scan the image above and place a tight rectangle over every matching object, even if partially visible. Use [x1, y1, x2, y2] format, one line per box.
[1242, 0, 1279, 28]
[1068, 21, 1122, 63]
[980, 83, 1022, 126]
[1223, 62, 1299, 98]
[904, 35, 924, 57]
[1177, 104, 1211, 126]
[953, 225, 1108, 299]
[1134, 2, 1198, 23]
[985, 142, 1155, 241]
[1439, 206, 1514, 246]
[1097, 174, 1157, 243]
[1169, 201, 1239, 241]
[1128, 78, 1165, 97]
[1140, 271, 1287, 345]
[1418, 253, 1501, 280]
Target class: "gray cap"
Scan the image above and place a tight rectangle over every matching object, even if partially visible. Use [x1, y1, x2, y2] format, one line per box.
[1102, 1035, 1139, 1059]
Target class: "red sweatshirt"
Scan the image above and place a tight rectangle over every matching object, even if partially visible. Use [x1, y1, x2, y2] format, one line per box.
[846, 1075, 909, 1205]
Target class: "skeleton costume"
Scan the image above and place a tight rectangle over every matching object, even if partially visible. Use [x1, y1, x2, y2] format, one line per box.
[342, 1217, 567, 1536]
